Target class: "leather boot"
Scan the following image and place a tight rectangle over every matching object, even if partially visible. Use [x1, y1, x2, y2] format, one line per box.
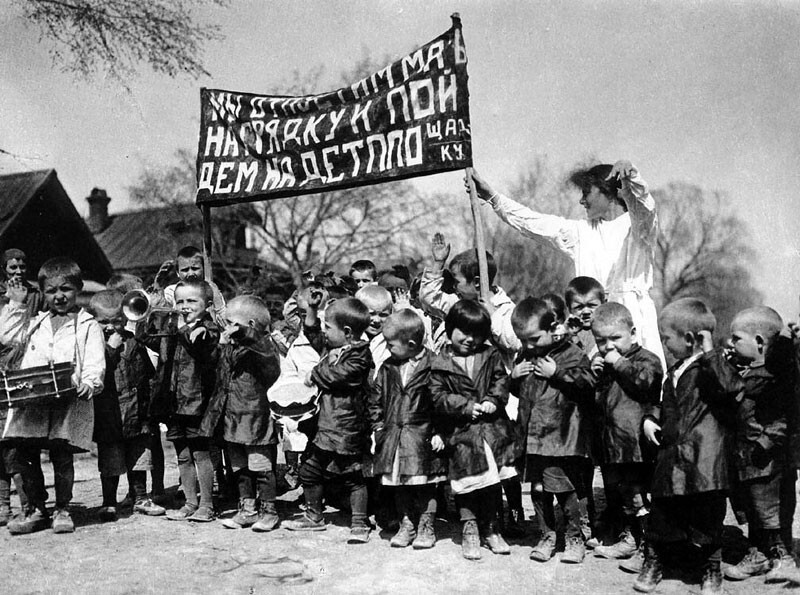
[390, 516, 416, 548]
[412, 512, 436, 549]
[633, 543, 663, 593]
[700, 558, 723, 595]
[461, 520, 481, 560]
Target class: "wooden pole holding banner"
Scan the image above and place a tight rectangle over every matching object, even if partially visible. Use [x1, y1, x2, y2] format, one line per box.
[465, 167, 492, 302]
[201, 204, 213, 286]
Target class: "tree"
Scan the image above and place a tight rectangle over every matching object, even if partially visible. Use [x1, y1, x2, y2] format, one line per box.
[652, 182, 761, 335]
[15, 0, 225, 83]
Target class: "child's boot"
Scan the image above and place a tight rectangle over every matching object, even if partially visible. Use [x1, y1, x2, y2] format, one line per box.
[633, 543, 663, 593]
[252, 501, 280, 532]
[222, 498, 258, 529]
[620, 514, 649, 574]
[412, 512, 436, 549]
[595, 528, 637, 559]
[723, 546, 769, 580]
[461, 519, 481, 560]
[390, 515, 416, 548]
[561, 536, 586, 563]
[285, 485, 325, 531]
[700, 558, 723, 595]
[482, 520, 511, 555]
[7, 504, 49, 536]
[765, 542, 796, 583]
[530, 531, 557, 562]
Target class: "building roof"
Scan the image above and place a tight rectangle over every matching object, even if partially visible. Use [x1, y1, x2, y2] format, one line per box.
[0, 169, 54, 237]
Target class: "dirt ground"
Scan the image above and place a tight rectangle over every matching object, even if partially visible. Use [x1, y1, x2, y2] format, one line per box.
[4, 437, 800, 595]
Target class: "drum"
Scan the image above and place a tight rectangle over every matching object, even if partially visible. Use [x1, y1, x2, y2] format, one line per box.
[0, 361, 75, 408]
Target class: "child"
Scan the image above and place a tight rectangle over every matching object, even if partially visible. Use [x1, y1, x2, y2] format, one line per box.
[430, 300, 518, 561]
[355, 284, 393, 374]
[89, 290, 165, 521]
[158, 280, 220, 522]
[509, 297, 595, 564]
[368, 310, 446, 549]
[634, 298, 742, 594]
[200, 296, 282, 531]
[4, 258, 105, 535]
[350, 259, 378, 290]
[564, 276, 606, 356]
[284, 297, 374, 543]
[723, 306, 796, 582]
[152, 246, 226, 320]
[589, 303, 663, 564]
[420, 233, 518, 359]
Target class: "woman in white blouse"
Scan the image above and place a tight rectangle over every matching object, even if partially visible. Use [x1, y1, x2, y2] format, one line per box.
[469, 161, 665, 367]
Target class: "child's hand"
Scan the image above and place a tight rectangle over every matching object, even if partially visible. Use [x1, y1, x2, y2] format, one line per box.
[533, 356, 557, 379]
[107, 331, 124, 350]
[392, 287, 411, 309]
[590, 355, 605, 375]
[306, 287, 325, 311]
[431, 435, 445, 452]
[603, 346, 622, 366]
[480, 401, 497, 415]
[643, 419, 661, 446]
[431, 233, 450, 267]
[189, 326, 207, 343]
[697, 330, 714, 353]
[304, 371, 314, 387]
[154, 259, 174, 289]
[512, 361, 535, 379]
[471, 403, 483, 420]
[75, 382, 94, 400]
[219, 322, 239, 345]
[5, 278, 28, 305]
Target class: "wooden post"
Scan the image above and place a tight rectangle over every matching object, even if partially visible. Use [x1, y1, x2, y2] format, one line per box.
[201, 205, 213, 286]
[465, 167, 491, 302]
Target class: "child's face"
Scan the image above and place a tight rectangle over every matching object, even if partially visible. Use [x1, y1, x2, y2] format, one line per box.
[94, 305, 125, 338]
[363, 300, 392, 338]
[450, 327, 483, 356]
[514, 317, 554, 356]
[592, 322, 635, 356]
[223, 305, 258, 342]
[385, 335, 420, 362]
[568, 291, 604, 330]
[43, 276, 79, 315]
[450, 269, 479, 301]
[351, 270, 376, 289]
[5, 258, 26, 282]
[659, 322, 694, 360]
[174, 286, 209, 324]
[176, 256, 204, 282]
[323, 317, 349, 348]
[729, 322, 762, 365]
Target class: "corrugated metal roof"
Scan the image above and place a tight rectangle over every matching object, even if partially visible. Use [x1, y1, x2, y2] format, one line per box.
[0, 169, 54, 236]
[94, 203, 204, 271]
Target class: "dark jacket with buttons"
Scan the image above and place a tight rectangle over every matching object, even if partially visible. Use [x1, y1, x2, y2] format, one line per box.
[430, 344, 518, 480]
[368, 349, 447, 478]
[200, 329, 282, 446]
[93, 332, 155, 443]
[647, 348, 742, 498]
[594, 344, 663, 465]
[510, 340, 596, 459]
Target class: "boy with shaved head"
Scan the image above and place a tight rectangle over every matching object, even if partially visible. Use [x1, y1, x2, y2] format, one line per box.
[724, 306, 797, 583]
[200, 295, 281, 532]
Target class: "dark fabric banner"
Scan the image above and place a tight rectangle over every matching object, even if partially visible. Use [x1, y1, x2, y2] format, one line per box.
[196, 20, 472, 207]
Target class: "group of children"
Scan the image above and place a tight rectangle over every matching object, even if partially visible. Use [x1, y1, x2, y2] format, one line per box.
[0, 234, 798, 595]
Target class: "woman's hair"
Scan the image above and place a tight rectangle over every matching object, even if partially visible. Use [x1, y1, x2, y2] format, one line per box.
[38, 257, 83, 290]
[568, 164, 625, 209]
[444, 300, 491, 342]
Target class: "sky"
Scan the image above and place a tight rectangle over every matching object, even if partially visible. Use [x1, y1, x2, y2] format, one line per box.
[1, 0, 799, 320]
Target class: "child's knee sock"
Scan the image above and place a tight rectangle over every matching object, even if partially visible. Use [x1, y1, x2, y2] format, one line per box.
[502, 476, 523, 513]
[415, 484, 438, 516]
[349, 482, 369, 529]
[556, 490, 582, 539]
[394, 486, 414, 520]
[455, 492, 478, 523]
[49, 447, 74, 509]
[192, 448, 214, 509]
[257, 470, 277, 513]
[101, 475, 120, 507]
[0, 475, 10, 509]
[127, 471, 147, 501]
[150, 432, 165, 494]
[175, 445, 198, 508]
[234, 469, 254, 500]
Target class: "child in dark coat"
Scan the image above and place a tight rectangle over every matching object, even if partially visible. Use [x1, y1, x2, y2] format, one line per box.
[430, 300, 518, 561]
[369, 310, 446, 549]
[723, 306, 797, 582]
[635, 298, 742, 594]
[589, 303, 663, 565]
[284, 297, 375, 543]
[156, 280, 220, 522]
[200, 296, 281, 532]
[90, 290, 165, 521]
[510, 297, 596, 564]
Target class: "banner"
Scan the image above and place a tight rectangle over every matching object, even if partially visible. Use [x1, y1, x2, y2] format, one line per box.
[196, 18, 472, 207]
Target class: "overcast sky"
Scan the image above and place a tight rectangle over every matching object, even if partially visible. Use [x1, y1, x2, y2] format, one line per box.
[1, 0, 799, 320]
